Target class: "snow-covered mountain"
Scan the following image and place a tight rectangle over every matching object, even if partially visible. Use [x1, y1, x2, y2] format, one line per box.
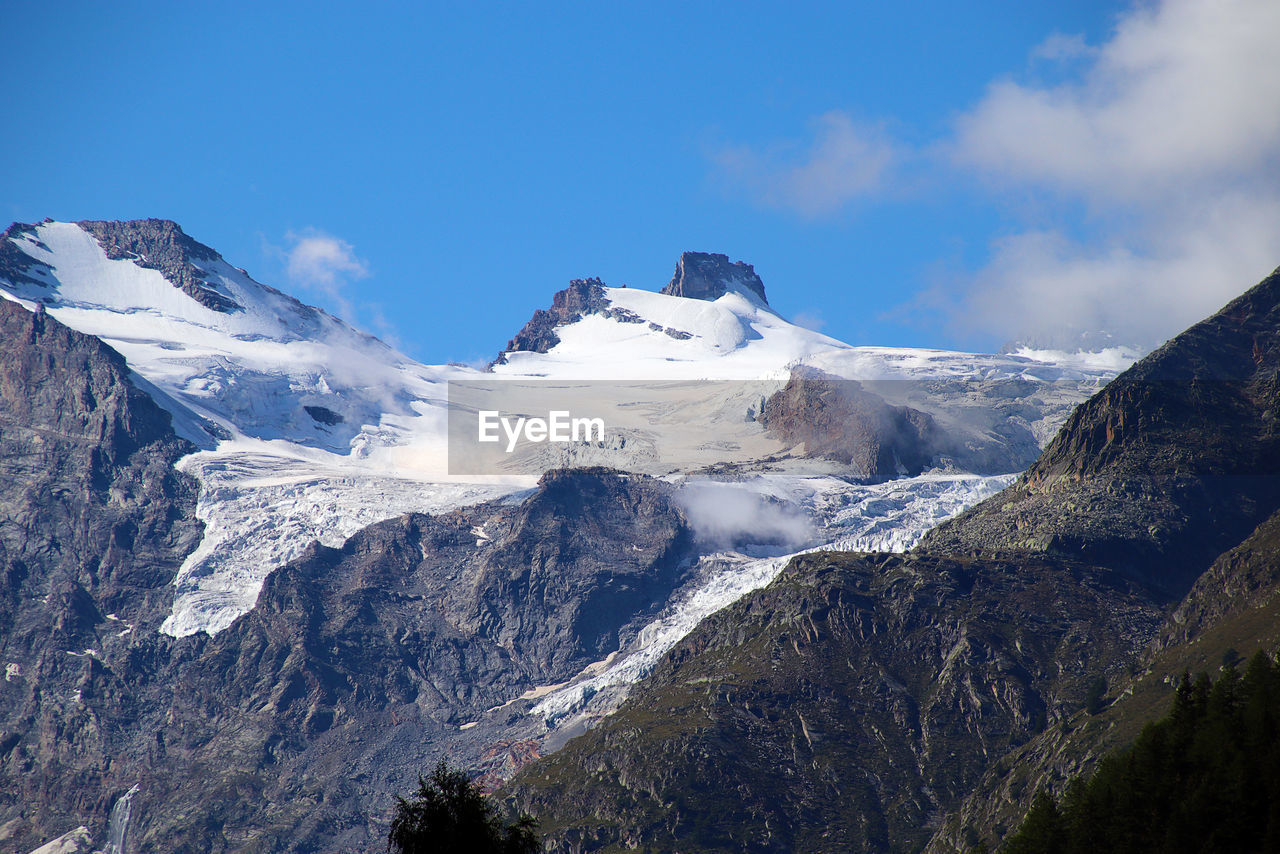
[0, 219, 449, 453]
[2, 218, 1157, 853]
[0, 221, 1131, 647]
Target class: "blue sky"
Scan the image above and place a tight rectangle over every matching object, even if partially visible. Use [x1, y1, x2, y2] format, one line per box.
[5, 1, 1279, 363]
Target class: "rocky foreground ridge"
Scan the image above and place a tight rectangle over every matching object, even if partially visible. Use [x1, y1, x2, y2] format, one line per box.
[0, 299, 203, 851]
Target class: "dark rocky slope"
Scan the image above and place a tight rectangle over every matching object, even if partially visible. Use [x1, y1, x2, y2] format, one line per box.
[125, 468, 695, 852]
[78, 218, 243, 312]
[930, 504, 1280, 852]
[505, 266, 1280, 851]
[751, 369, 1076, 481]
[0, 299, 203, 852]
[506, 551, 1160, 853]
[0, 221, 53, 288]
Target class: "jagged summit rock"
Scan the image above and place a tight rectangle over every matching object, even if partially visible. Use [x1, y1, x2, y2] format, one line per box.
[0, 221, 52, 287]
[491, 277, 609, 365]
[660, 251, 768, 305]
[491, 253, 773, 367]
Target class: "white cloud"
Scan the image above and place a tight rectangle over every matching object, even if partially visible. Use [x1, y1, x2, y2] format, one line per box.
[677, 483, 813, 551]
[948, 0, 1280, 348]
[713, 111, 898, 216]
[285, 229, 368, 289]
[956, 0, 1280, 199]
[952, 194, 1280, 348]
[280, 229, 370, 321]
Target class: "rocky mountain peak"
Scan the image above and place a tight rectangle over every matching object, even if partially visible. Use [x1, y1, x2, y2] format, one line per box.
[77, 218, 243, 313]
[660, 251, 768, 305]
[490, 277, 610, 365]
[0, 221, 53, 288]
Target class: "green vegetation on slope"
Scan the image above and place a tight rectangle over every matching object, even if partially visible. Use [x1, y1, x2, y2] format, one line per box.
[1004, 651, 1280, 854]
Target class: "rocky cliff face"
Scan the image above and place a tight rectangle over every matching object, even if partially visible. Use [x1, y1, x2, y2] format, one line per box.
[493, 251, 770, 366]
[660, 251, 768, 304]
[757, 367, 1084, 482]
[758, 370, 946, 481]
[97, 468, 691, 852]
[491, 277, 611, 364]
[0, 222, 53, 289]
[930, 504, 1280, 853]
[0, 300, 202, 853]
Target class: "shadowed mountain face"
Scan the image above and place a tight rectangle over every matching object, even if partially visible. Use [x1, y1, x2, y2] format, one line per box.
[0, 300, 203, 853]
[931, 504, 1280, 853]
[492, 277, 611, 364]
[504, 266, 1280, 852]
[127, 467, 695, 852]
[77, 218, 242, 313]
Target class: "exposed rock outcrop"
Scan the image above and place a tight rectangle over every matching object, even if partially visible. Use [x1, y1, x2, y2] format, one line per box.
[757, 367, 1077, 481]
[492, 252, 768, 367]
[78, 219, 243, 313]
[758, 369, 944, 480]
[660, 251, 768, 304]
[0, 221, 53, 288]
[0, 300, 202, 852]
[923, 265, 1280, 597]
[491, 277, 609, 365]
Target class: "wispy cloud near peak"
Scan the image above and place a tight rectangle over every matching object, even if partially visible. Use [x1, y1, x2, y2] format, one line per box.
[712, 111, 898, 217]
[285, 229, 369, 291]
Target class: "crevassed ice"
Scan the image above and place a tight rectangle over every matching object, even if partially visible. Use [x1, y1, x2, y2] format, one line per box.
[532, 472, 1011, 725]
[160, 451, 521, 637]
